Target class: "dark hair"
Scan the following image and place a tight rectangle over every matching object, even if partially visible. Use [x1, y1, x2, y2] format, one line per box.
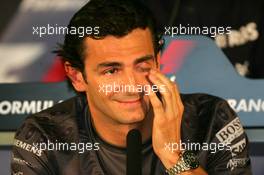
[56, 0, 162, 72]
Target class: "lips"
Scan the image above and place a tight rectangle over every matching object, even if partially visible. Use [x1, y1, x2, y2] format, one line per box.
[116, 99, 141, 104]
[114, 98, 142, 109]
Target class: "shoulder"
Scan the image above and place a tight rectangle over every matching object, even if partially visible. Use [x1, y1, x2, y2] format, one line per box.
[180, 94, 251, 173]
[11, 95, 87, 174]
[181, 93, 235, 122]
[181, 93, 226, 109]
[14, 95, 87, 146]
[180, 93, 244, 142]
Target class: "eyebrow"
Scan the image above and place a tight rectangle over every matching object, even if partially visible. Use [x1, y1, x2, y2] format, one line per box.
[97, 62, 122, 69]
[96, 54, 154, 70]
[133, 55, 154, 65]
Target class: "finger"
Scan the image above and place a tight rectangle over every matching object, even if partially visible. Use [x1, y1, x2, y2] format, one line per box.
[148, 85, 164, 117]
[148, 72, 174, 116]
[151, 69, 175, 92]
[151, 70, 179, 104]
[151, 70, 183, 115]
[172, 81, 180, 100]
[173, 83, 184, 115]
[150, 70, 177, 107]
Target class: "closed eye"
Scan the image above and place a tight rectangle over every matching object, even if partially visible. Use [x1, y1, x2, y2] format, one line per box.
[138, 67, 151, 72]
[137, 62, 152, 72]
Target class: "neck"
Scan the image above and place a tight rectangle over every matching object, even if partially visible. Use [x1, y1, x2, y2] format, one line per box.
[88, 105, 153, 148]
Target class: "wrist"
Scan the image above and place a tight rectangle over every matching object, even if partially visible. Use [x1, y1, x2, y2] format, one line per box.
[165, 151, 200, 175]
[158, 151, 182, 169]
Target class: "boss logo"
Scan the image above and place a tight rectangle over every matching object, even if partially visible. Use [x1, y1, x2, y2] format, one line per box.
[216, 118, 244, 144]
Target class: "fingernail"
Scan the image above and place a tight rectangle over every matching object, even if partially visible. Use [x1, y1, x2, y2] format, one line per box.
[150, 69, 156, 73]
[149, 74, 156, 80]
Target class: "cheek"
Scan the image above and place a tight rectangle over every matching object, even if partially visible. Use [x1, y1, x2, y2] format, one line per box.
[87, 79, 117, 103]
[139, 76, 153, 95]
[134, 72, 150, 84]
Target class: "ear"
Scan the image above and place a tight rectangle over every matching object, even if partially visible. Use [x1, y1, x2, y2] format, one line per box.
[64, 61, 87, 92]
[155, 51, 161, 70]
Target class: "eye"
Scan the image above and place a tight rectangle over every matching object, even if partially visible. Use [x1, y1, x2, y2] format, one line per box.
[137, 63, 152, 72]
[103, 68, 119, 75]
[139, 67, 151, 72]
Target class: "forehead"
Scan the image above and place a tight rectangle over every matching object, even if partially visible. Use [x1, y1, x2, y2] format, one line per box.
[83, 28, 154, 63]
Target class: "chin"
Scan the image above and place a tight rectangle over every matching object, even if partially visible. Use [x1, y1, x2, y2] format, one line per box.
[117, 112, 145, 124]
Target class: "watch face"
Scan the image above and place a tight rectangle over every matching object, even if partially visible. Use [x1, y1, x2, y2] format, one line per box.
[182, 151, 199, 169]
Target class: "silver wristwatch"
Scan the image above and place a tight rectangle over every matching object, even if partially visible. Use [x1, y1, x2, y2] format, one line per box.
[165, 151, 199, 175]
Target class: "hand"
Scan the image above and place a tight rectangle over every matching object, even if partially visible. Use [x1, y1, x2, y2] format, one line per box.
[148, 69, 184, 169]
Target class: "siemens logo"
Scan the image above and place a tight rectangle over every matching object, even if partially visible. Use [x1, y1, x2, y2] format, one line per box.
[227, 99, 264, 112]
[14, 139, 42, 157]
[0, 100, 56, 115]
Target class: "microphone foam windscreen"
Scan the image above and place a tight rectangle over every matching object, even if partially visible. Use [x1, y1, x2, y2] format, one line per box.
[126, 129, 142, 175]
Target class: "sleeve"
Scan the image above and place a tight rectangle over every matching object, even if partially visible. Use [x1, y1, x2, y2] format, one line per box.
[11, 117, 58, 175]
[206, 99, 252, 175]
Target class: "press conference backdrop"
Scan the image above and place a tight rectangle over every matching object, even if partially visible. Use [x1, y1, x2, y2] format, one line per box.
[0, 0, 264, 174]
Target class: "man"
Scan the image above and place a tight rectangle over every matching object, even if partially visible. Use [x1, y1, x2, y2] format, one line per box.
[11, 0, 252, 174]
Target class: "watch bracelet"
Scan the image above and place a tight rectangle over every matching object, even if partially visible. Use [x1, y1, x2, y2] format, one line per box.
[165, 153, 190, 175]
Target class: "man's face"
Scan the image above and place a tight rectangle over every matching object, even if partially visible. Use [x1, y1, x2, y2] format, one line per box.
[81, 28, 159, 124]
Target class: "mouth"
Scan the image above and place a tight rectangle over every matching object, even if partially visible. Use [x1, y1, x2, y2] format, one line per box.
[117, 99, 140, 103]
[115, 98, 141, 107]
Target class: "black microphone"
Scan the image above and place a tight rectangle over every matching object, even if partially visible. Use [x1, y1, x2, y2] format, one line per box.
[126, 129, 142, 175]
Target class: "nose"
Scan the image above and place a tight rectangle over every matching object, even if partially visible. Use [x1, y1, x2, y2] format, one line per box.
[124, 69, 136, 85]
[127, 73, 137, 86]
